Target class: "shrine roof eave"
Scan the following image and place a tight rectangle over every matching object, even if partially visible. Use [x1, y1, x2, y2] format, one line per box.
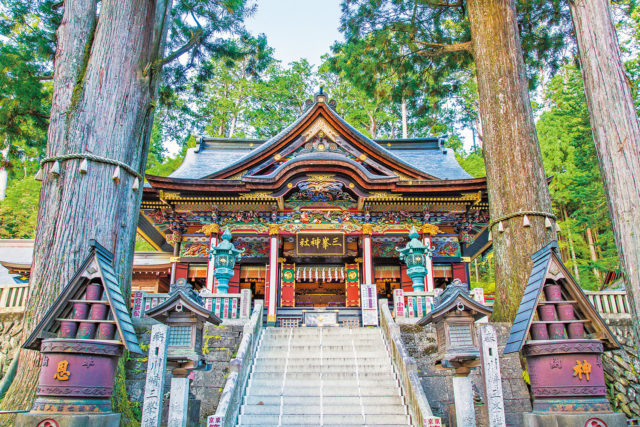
[143, 174, 486, 195]
[206, 102, 439, 181]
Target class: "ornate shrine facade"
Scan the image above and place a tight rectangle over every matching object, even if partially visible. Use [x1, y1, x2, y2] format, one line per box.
[139, 91, 491, 324]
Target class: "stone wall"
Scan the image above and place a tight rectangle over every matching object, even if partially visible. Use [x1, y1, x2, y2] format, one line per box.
[400, 322, 531, 427]
[601, 316, 640, 418]
[0, 313, 23, 377]
[127, 319, 245, 425]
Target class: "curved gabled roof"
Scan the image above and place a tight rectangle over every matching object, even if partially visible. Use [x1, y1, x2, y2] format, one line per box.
[167, 97, 473, 181]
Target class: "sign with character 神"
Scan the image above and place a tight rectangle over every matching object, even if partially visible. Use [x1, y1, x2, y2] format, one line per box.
[295, 232, 345, 256]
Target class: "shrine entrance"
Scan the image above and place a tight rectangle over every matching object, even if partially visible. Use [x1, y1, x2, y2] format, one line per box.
[293, 266, 346, 308]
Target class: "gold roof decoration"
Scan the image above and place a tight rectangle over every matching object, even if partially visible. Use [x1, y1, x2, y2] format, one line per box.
[268, 223, 279, 235]
[368, 192, 404, 201]
[362, 223, 373, 235]
[302, 117, 340, 143]
[461, 190, 483, 205]
[198, 223, 220, 235]
[421, 223, 443, 236]
[228, 171, 245, 179]
[239, 192, 274, 200]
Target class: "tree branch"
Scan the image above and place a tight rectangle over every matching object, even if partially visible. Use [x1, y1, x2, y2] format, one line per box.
[413, 40, 472, 56]
[147, 28, 204, 74]
[426, 0, 463, 6]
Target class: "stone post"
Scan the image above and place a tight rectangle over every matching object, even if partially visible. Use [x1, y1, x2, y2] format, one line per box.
[452, 375, 476, 427]
[168, 376, 190, 427]
[478, 324, 506, 427]
[141, 324, 169, 427]
[362, 224, 374, 284]
[240, 288, 252, 319]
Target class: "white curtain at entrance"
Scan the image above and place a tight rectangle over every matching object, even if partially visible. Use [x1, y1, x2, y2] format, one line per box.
[295, 266, 345, 282]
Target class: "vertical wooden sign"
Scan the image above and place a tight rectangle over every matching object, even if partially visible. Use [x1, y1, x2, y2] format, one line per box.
[360, 283, 378, 326]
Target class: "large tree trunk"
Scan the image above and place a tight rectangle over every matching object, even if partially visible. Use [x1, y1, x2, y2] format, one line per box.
[401, 97, 408, 138]
[467, 0, 556, 322]
[0, 0, 171, 416]
[569, 0, 640, 340]
[563, 207, 581, 282]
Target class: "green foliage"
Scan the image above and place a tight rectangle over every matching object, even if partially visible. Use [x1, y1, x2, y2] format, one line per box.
[0, 176, 40, 238]
[536, 63, 619, 289]
[112, 353, 141, 427]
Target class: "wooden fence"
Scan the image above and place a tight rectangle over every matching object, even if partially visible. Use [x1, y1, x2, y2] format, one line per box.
[131, 289, 253, 320]
[0, 283, 28, 314]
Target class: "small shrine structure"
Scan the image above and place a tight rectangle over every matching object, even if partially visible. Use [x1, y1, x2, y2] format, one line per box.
[504, 241, 625, 427]
[16, 241, 142, 427]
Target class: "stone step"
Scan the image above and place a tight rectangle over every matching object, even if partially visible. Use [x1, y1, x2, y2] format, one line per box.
[249, 372, 397, 381]
[240, 403, 408, 415]
[251, 365, 395, 374]
[255, 351, 389, 359]
[258, 344, 384, 351]
[245, 385, 402, 397]
[248, 374, 398, 388]
[237, 414, 411, 425]
[239, 424, 410, 427]
[242, 395, 405, 407]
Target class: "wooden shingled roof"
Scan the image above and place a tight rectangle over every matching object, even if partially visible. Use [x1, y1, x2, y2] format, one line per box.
[504, 241, 619, 354]
[23, 240, 143, 354]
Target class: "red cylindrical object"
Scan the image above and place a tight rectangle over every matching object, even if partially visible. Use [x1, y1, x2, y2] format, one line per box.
[557, 303, 575, 321]
[85, 283, 102, 301]
[76, 322, 97, 340]
[538, 305, 557, 321]
[72, 302, 89, 320]
[568, 322, 585, 339]
[530, 323, 549, 340]
[544, 284, 563, 301]
[58, 321, 78, 338]
[548, 323, 566, 340]
[90, 303, 108, 320]
[96, 323, 116, 340]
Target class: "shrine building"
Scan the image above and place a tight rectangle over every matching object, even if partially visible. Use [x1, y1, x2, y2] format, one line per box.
[138, 91, 491, 324]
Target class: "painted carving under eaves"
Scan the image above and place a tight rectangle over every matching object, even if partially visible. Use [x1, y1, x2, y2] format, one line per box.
[286, 177, 356, 208]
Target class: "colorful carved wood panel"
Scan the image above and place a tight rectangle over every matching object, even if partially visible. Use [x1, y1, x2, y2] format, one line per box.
[345, 264, 360, 307]
[281, 264, 295, 307]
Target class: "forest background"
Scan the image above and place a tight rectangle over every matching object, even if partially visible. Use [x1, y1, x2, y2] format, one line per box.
[1, 0, 639, 292]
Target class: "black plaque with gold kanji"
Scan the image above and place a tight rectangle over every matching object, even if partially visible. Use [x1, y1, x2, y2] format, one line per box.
[295, 233, 345, 256]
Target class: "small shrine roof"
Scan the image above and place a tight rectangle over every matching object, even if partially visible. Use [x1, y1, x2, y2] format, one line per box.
[417, 280, 492, 325]
[22, 241, 143, 354]
[167, 100, 472, 181]
[504, 241, 619, 354]
[144, 278, 221, 325]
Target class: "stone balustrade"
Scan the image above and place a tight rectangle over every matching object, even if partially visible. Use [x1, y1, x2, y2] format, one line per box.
[584, 290, 631, 318]
[131, 289, 253, 321]
[207, 300, 264, 427]
[379, 298, 441, 427]
[0, 283, 28, 314]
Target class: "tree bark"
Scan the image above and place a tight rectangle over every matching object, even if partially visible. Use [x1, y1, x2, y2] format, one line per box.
[563, 207, 580, 282]
[568, 0, 640, 337]
[0, 146, 8, 201]
[401, 97, 408, 138]
[0, 0, 172, 416]
[467, 0, 556, 322]
[586, 227, 601, 283]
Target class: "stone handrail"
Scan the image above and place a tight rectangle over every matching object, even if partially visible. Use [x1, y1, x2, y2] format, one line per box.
[584, 290, 630, 317]
[207, 300, 264, 427]
[379, 298, 441, 427]
[132, 289, 252, 320]
[0, 283, 28, 315]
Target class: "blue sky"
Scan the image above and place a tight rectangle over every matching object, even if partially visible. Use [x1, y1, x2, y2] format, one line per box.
[245, 0, 343, 67]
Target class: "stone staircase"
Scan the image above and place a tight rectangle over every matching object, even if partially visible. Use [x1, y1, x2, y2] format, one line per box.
[236, 327, 412, 427]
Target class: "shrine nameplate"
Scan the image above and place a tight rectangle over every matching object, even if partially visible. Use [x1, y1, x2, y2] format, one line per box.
[295, 232, 345, 256]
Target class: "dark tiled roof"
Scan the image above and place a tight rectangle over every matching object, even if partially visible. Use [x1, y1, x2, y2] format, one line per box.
[22, 241, 143, 355]
[168, 105, 472, 181]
